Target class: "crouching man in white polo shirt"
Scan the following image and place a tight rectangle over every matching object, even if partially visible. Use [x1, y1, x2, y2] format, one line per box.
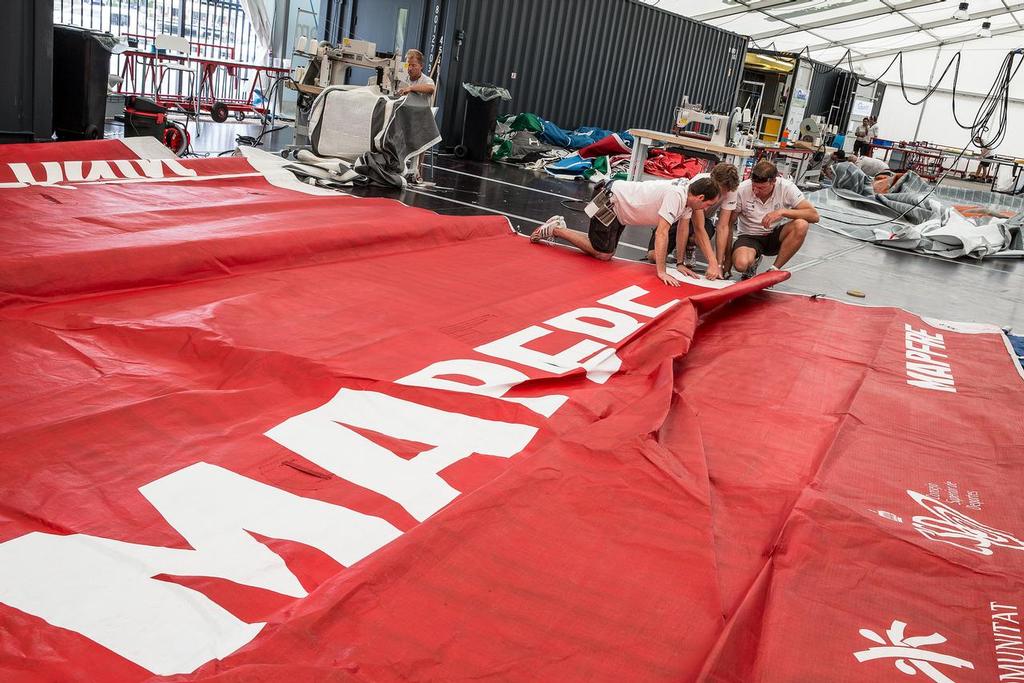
[530, 176, 720, 287]
[731, 160, 820, 278]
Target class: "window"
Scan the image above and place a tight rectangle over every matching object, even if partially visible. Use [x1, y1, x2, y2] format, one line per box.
[394, 8, 408, 56]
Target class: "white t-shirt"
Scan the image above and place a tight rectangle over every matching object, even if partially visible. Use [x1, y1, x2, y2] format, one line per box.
[610, 179, 692, 227]
[400, 72, 435, 105]
[691, 171, 738, 218]
[856, 156, 889, 176]
[734, 177, 806, 236]
[856, 123, 878, 142]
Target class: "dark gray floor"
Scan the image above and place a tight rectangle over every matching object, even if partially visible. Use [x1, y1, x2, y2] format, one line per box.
[116, 118, 1024, 331]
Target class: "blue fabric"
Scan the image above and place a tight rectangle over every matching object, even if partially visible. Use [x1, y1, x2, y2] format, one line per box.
[538, 120, 571, 148]
[570, 127, 612, 148]
[566, 132, 598, 149]
[1007, 332, 1024, 361]
[544, 153, 592, 177]
[537, 120, 634, 151]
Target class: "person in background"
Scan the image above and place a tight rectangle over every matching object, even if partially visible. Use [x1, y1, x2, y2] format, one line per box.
[855, 153, 890, 177]
[871, 170, 906, 194]
[530, 177, 721, 287]
[730, 160, 820, 278]
[853, 117, 873, 156]
[397, 49, 435, 105]
[821, 149, 847, 180]
[971, 136, 994, 181]
[398, 49, 436, 184]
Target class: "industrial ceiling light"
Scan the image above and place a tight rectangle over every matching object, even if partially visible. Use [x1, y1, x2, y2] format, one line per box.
[978, 20, 993, 37]
[953, 2, 970, 20]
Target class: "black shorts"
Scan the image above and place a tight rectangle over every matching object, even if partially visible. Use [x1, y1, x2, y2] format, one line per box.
[587, 183, 626, 254]
[733, 226, 784, 257]
[646, 217, 718, 253]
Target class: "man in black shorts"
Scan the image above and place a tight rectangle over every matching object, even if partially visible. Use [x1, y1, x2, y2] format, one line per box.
[731, 160, 820, 278]
[530, 176, 720, 287]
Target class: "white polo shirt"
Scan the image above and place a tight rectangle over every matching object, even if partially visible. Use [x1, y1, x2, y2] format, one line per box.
[734, 177, 806, 236]
[610, 179, 692, 227]
[856, 156, 889, 177]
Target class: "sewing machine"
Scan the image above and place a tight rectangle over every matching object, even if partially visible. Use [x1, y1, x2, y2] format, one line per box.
[673, 98, 753, 150]
[284, 41, 407, 156]
[293, 40, 405, 95]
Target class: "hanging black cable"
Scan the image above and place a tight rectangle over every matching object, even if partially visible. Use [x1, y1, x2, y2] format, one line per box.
[817, 47, 1024, 228]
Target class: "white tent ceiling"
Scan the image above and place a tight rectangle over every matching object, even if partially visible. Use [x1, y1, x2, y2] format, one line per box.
[637, 1, 1023, 154]
[649, 0, 1024, 66]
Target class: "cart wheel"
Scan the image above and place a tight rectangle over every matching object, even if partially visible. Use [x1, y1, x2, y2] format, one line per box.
[454, 144, 468, 159]
[163, 123, 189, 156]
[211, 102, 230, 123]
[234, 110, 247, 122]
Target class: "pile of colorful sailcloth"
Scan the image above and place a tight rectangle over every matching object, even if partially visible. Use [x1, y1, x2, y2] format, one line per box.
[3, 138, 1024, 682]
[491, 112, 635, 181]
[492, 113, 712, 182]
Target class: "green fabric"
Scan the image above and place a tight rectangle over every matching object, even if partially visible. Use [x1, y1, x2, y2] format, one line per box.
[611, 171, 628, 181]
[582, 155, 610, 181]
[491, 136, 513, 160]
[508, 113, 543, 134]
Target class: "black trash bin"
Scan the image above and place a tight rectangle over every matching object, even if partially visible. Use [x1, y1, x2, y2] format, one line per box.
[53, 25, 117, 140]
[0, 0, 53, 143]
[455, 82, 511, 161]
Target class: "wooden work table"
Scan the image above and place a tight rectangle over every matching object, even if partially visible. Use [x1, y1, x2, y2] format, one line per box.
[285, 81, 327, 97]
[626, 128, 754, 181]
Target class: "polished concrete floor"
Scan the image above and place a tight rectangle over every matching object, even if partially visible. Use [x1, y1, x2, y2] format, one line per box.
[115, 118, 1024, 331]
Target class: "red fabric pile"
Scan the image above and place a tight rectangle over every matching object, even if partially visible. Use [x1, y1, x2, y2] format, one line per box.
[644, 148, 705, 178]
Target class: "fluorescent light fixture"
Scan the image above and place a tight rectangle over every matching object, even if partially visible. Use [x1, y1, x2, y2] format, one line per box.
[978, 20, 993, 37]
[953, 2, 970, 20]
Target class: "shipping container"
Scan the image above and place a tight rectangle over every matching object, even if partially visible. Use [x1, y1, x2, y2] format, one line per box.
[437, 0, 748, 146]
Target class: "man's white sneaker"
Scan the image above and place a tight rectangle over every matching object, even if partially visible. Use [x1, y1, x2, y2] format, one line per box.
[531, 215, 565, 243]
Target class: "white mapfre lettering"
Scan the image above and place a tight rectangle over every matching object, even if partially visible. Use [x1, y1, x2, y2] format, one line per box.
[397, 358, 568, 417]
[904, 324, 956, 393]
[597, 285, 678, 318]
[475, 324, 608, 375]
[544, 307, 641, 343]
[265, 388, 537, 522]
[0, 462, 401, 676]
[6, 159, 197, 187]
[0, 285, 677, 674]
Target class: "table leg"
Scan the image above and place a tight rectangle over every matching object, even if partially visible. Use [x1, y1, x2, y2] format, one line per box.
[629, 137, 650, 182]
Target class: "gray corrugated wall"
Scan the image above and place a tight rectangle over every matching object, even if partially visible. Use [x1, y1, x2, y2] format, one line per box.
[440, 0, 747, 144]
